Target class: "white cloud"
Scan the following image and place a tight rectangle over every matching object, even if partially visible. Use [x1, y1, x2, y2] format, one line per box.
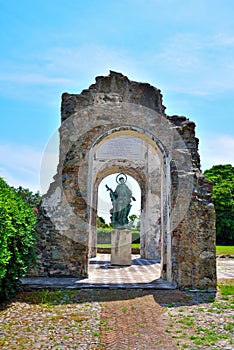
[215, 33, 234, 46]
[0, 168, 39, 193]
[0, 133, 60, 194]
[0, 45, 140, 103]
[200, 135, 234, 171]
[1, 35, 234, 102]
[149, 32, 234, 96]
[0, 143, 42, 192]
[0, 45, 138, 87]
[0, 73, 72, 85]
[0, 143, 41, 171]
[40, 45, 142, 90]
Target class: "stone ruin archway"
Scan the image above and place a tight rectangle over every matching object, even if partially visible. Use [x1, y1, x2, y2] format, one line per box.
[31, 71, 217, 290]
[87, 127, 169, 275]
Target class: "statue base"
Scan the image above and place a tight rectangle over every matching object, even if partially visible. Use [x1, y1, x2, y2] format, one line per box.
[111, 229, 132, 266]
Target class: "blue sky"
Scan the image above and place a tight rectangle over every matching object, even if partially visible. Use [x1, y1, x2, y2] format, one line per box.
[0, 0, 234, 194]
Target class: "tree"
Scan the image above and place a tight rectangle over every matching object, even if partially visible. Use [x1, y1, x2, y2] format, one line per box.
[12, 186, 41, 208]
[128, 214, 141, 230]
[0, 178, 36, 300]
[204, 164, 234, 245]
[97, 216, 109, 228]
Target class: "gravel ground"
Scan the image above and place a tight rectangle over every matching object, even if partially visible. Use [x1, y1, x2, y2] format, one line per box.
[0, 293, 101, 349]
[0, 286, 233, 350]
[0, 259, 233, 350]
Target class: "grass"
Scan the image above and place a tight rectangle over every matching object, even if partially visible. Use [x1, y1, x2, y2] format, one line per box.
[98, 244, 234, 253]
[97, 243, 140, 249]
[165, 280, 234, 350]
[18, 289, 74, 305]
[218, 281, 234, 296]
[216, 246, 234, 255]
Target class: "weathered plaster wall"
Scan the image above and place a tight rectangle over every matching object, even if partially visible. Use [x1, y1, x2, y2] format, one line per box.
[30, 71, 216, 290]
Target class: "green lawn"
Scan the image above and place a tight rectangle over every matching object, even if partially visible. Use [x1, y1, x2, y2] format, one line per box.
[218, 280, 234, 295]
[97, 245, 234, 255]
[216, 246, 234, 255]
[97, 243, 140, 249]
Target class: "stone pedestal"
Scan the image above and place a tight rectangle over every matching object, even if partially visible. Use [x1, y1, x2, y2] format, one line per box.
[111, 230, 132, 266]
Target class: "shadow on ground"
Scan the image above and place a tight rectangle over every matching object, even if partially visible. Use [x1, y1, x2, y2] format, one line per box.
[0, 288, 217, 313]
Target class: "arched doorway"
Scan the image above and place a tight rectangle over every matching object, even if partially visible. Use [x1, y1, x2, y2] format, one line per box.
[87, 127, 171, 281]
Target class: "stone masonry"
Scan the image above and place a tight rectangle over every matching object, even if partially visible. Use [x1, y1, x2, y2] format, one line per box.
[29, 71, 216, 290]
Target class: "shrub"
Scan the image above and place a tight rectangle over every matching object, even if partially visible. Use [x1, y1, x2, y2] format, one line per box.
[97, 228, 112, 244]
[0, 178, 36, 300]
[97, 228, 140, 244]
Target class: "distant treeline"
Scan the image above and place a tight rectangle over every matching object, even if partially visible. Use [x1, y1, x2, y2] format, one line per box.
[204, 164, 234, 245]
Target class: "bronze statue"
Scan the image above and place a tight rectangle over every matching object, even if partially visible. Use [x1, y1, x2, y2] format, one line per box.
[106, 174, 136, 229]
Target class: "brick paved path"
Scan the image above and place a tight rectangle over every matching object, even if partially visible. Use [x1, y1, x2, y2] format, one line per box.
[99, 292, 177, 350]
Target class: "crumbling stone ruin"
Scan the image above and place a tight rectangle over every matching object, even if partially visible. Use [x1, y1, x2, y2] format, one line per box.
[29, 71, 216, 290]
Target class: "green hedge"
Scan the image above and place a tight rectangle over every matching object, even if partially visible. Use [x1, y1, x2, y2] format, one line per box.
[97, 228, 140, 244]
[0, 178, 36, 300]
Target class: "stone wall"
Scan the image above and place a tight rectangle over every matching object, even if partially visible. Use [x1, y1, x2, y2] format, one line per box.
[30, 71, 216, 290]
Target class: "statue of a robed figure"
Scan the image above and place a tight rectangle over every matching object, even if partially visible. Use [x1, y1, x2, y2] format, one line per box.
[106, 173, 136, 229]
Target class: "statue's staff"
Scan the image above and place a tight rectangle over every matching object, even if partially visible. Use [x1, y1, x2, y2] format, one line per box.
[105, 184, 136, 202]
[105, 184, 116, 202]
